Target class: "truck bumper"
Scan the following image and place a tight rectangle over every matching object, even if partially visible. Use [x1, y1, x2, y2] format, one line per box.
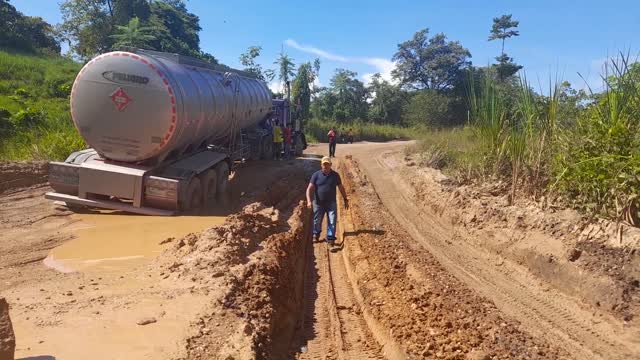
[45, 192, 175, 216]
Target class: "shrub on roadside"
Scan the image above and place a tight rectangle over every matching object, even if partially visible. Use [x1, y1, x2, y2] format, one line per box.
[46, 78, 72, 98]
[11, 107, 46, 128]
[0, 107, 14, 137]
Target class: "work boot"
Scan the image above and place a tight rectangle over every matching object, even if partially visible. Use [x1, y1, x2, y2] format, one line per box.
[313, 234, 320, 243]
[327, 238, 335, 249]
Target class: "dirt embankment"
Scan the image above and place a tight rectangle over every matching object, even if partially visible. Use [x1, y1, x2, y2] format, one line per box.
[0, 162, 48, 194]
[155, 175, 312, 359]
[0, 297, 15, 360]
[336, 157, 568, 359]
[403, 153, 640, 324]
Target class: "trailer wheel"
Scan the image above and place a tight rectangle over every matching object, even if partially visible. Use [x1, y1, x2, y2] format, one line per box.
[200, 169, 217, 206]
[294, 133, 304, 156]
[215, 162, 230, 202]
[260, 134, 273, 160]
[184, 177, 203, 211]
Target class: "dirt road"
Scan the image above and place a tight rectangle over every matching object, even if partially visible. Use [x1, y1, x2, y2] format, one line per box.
[0, 141, 638, 359]
[328, 141, 639, 359]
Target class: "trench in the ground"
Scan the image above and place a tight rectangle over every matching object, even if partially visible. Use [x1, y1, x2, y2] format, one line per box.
[204, 161, 399, 359]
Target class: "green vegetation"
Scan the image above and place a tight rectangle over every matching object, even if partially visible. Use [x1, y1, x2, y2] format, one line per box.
[59, 0, 216, 62]
[0, 51, 83, 160]
[306, 119, 417, 143]
[1, 0, 60, 55]
[412, 57, 640, 222]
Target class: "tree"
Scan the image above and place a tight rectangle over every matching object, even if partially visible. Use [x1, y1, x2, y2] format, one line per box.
[367, 73, 405, 124]
[488, 14, 519, 58]
[1, 0, 60, 54]
[291, 62, 315, 120]
[59, 0, 115, 58]
[330, 69, 368, 121]
[239, 46, 266, 80]
[488, 14, 522, 80]
[392, 29, 471, 91]
[403, 90, 452, 127]
[112, 0, 150, 25]
[59, 0, 216, 62]
[268, 51, 296, 98]
[110, 17, 156, 49]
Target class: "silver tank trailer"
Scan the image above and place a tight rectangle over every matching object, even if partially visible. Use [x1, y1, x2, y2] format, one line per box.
[70, 50, 272, 163]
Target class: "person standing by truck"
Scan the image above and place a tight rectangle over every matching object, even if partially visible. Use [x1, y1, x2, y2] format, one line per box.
[283, 125, 293, 160]
[327, 128, 337, 157]
[306, 156, 349, 250]
[273, 121, 283, 160]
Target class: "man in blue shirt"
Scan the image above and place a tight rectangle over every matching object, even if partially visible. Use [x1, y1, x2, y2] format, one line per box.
[306, 156, 349, 250]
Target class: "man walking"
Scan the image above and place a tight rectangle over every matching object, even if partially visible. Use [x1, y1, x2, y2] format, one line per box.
[327, 128, 337, 157]
[306, 156, 349, 251]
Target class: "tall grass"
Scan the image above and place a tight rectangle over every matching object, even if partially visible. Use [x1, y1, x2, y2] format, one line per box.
[553, 54, 640, 219]
[414, 53, 640, 222]
[465, 69, 562, 203]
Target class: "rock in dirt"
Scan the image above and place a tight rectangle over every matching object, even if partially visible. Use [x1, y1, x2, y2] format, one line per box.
[0, 298, 16, 360]
[567, 248, 582, 262]
[466, 350, 491, 360]
[136, 317, 157, 326]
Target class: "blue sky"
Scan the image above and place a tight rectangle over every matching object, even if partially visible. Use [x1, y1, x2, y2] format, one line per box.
[14, 0, 640, 92]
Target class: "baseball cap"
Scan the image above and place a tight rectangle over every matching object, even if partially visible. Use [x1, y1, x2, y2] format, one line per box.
[321, 156, 332, 165]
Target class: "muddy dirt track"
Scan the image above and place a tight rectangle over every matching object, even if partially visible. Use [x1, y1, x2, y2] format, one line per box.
[0, 141, 639, 359]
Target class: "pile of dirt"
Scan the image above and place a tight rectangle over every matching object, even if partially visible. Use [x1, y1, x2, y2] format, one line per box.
[154, 175, 312, 359]
[0, 298, 15, 360]
[404, 153, 640, 323]
[338, 159, 568, 359]
[0, 162, 48, 194]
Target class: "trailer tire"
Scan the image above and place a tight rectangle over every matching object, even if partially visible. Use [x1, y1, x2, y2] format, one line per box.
[184, 177, 202, 211]
[294, 133, 304, 156]
[259, 133, 273, 160]
[200, 169, 217, 206]
[215, 162, 230, 202]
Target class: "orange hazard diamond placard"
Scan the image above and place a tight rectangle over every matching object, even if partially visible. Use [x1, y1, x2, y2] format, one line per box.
[110, 87, 132, 111]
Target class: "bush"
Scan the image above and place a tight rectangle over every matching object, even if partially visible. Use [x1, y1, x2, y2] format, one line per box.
[0, 107, 14, 137]
[14, 87, 30, 98]
[403, 90, 454, 127]
[11, 107, 46, 128]
[46, 78, 72, 98]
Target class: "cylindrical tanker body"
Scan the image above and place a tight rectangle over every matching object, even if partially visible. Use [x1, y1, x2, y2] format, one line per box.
[70, 50, 272, 163]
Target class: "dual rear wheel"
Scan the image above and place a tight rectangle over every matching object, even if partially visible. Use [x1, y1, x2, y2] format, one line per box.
[182, 162, 230, 211]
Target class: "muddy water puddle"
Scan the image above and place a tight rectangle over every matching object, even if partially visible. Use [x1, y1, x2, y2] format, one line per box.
[45, 212, 225, 273]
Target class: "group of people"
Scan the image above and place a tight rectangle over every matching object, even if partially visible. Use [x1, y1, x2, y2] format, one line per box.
[269, 120, 293, 160]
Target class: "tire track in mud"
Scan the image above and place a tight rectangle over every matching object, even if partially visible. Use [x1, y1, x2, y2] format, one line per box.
[297, 216, 384, 359]
[360, 148, 637, 360]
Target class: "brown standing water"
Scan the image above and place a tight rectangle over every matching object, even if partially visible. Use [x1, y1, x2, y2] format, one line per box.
[44, 211, 225, 273]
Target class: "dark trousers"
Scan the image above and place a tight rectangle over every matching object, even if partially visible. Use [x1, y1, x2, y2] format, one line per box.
[273, 142, 282, 159]
[329, 141, 336, 157]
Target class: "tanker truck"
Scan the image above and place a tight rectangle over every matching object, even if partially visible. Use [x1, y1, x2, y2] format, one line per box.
[45, 49, 306, 215]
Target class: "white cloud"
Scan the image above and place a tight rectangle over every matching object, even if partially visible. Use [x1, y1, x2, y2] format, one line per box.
[285, 39, 348, 62]
[285, 39, 396, 85]
[268, 81, 283, 94]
